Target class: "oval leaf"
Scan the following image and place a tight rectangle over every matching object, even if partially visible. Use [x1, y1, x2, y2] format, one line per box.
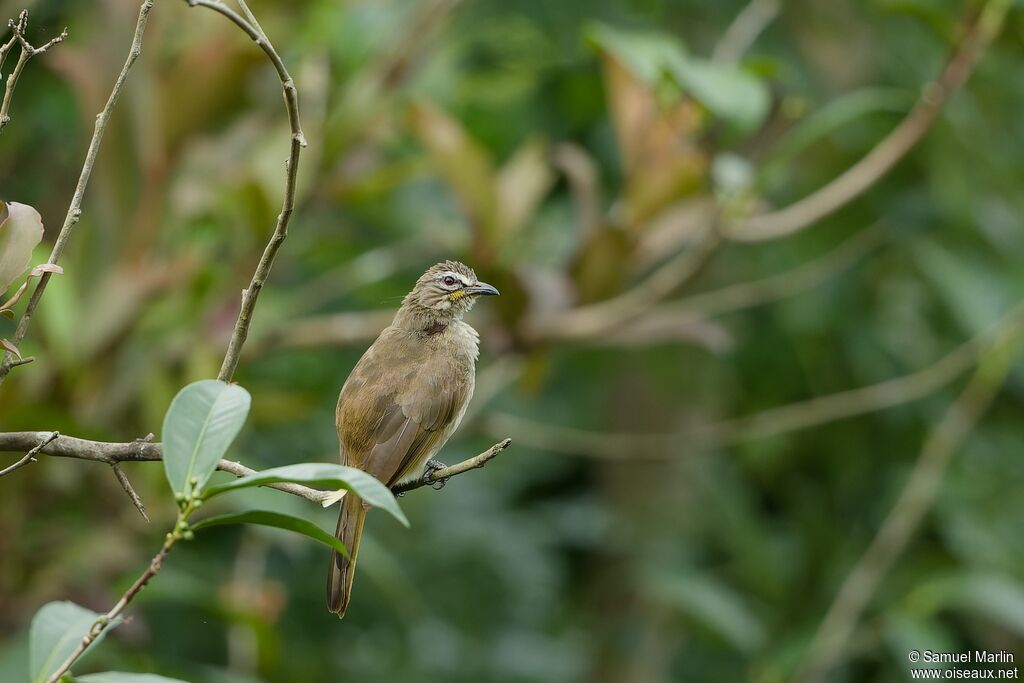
[75, 674, 190, 683]
[191, 510, 350, 556]
[0, 201, 44, 292]
[667, 57, 769, 134]
[162, 380, 251, 497]
[30, 601, 119, 683]
[202, 463, 408, 527]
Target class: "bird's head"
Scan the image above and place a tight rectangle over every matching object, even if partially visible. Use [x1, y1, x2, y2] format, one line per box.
[402, 260, 499, 320]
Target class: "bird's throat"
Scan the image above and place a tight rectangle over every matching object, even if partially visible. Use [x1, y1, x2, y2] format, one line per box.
[422, 320, 449, 336]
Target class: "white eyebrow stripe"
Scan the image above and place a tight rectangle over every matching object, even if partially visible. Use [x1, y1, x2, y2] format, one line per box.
[438, 271, 472, 286]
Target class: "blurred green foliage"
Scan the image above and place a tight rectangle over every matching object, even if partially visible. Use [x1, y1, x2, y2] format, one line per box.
[2, 0, 1024, 681]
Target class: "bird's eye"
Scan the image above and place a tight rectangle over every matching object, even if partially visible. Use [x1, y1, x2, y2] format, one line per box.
[443, 276, 457, 287]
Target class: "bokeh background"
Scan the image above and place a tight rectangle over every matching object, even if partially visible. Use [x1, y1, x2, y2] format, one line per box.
[2, 0, 1024, 681]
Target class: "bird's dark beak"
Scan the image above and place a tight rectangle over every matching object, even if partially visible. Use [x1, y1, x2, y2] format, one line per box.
[466, 282, 499, 296]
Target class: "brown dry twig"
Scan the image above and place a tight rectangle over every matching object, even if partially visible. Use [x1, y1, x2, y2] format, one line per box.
[110, 462, 149, 522]
[0, 430, 57, 477]
[182, 0, 307, 383]
[0, 10, 68, 131]
[0, 1, 153, 386]
[393, 438, 512, 494]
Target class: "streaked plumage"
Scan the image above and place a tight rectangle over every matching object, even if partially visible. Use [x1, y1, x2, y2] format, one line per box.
[327, 261, 498, 618]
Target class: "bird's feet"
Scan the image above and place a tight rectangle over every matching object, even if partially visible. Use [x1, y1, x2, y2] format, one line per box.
[423, 459, 450, 490]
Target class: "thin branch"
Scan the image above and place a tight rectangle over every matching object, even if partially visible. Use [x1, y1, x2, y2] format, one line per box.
[0, 432, 514, 504]
[487, 305, 1024, 459]
[0, 12, 24, 71]
[724, 0, 1010, 242]
[712, 0, 779, 64]
[0, 430, 56, 477]
[0, 1, 153, 385]
[392, 438, 512, 494]
[793, 322, 1024, 683]
[110, 463, 149, 522]
[5, 355, 34, 368]
[0, 10, 67, 131]
[217, 459, 329, 504]
[0, 432, 326, 503]
[183, 0, 307, 383]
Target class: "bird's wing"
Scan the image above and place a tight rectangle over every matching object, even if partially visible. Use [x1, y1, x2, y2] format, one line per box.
[337, 329, 471, 486]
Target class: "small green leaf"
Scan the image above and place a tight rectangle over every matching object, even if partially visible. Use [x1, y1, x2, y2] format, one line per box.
[202, 463, 408, 527]
[191, 510, 349, 556]
[666, 57, 769, 134]
[585, 23, 686, 84]
[29, 601, 119, 683]
[161, 380, 251, 498]
[586, 23, 769, 133]
[0, 201, 45, 292]
[75, 674, 190, 683]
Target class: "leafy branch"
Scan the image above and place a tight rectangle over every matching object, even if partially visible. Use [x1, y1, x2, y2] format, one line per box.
[31, 379, 412, 683]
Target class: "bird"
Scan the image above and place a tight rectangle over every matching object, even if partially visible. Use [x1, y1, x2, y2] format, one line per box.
[326, 260, 499, 618]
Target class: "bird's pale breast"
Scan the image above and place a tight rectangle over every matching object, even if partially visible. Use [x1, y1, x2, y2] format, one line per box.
[336, 321, 479, 487]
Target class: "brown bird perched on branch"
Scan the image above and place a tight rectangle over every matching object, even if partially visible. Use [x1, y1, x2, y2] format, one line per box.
[326, 260, 499, 618]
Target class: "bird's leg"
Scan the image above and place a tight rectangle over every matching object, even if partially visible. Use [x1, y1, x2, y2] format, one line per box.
[423, 458, 450, 490]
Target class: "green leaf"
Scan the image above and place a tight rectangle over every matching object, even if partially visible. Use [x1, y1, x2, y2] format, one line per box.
[161, 380, 251, 497]
[202, 463, 408, 527]
[585, 23, 688, 85]
[586, 23, 769, 133]
[0, 201, 44, 292]
[666, 57, 769, 134]
[191, 510, 350, 556]
[75, 674, 190, 683]
[29, 601, 118, 683]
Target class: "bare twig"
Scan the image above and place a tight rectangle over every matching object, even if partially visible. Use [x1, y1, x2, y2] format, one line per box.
[725, 0, 1010, 241]
[0, 430, 56, 477]
[5, 355, 34, 368]
[0, 1, 153, 385]
[488, 305, 1024, 458]
[183, 0, 307, 383]
[793, 322, 1024, 683]
[0, 10, 67, 131]
[110, 463, 149, 522]
[0, 12, 23, 71]
[712, 0, 779, 64]
[392, 438, 512, 494]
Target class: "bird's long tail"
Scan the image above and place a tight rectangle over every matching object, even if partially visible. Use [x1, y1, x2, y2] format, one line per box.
[326, 493, 366, 618]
